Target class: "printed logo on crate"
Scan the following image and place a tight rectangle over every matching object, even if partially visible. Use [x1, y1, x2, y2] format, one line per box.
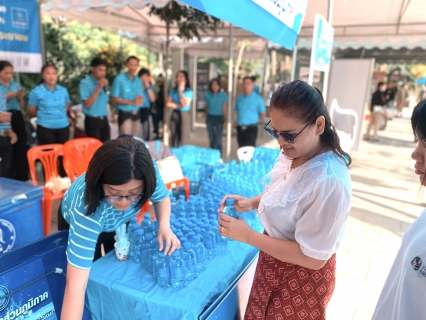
[0, 257, 57, 320]
[0, 219, 15, 254]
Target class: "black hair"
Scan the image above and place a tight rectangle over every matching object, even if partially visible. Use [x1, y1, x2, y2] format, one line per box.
[91, 57, 108, 68]
[208, 78, 221, 92]
[126, 56, 139, 64]
[270, 80, 352, 166]
[411, 99, 426, 142]
[174, 70, 191, 90]
[243, 76, 253, 83]
[0, 61, 13, 72]
[84, 138, 156, 215]
[377, 82, 385, 89]
[251, 75, 257, 82]
[39, 64, 57, 84]
[138, 68, 150, 78]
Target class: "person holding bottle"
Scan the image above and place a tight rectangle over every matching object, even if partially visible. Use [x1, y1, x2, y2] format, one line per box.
[28, 64, 72, 145]
[204, 78, 227, 156]
[218, 80, 352, 319]
[138, 68, 156, 140]
[166, 70, 193, 147]
[111, 56, 144, 136]
[58, 137, 180, 320]
[0, 61, 28, 181]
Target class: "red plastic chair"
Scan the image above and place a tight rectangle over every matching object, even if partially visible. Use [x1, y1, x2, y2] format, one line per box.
[63, 138, 103, 182]
[136, 201, 151, 225]
[27, 144, 66, 236]
[165, 177, 190, 201]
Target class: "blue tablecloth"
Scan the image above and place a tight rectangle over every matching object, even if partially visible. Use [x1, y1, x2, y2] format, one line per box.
[87, 220, 263, 320]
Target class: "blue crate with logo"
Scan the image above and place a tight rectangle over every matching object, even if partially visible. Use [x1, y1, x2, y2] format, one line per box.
[0, 178, 44, 255]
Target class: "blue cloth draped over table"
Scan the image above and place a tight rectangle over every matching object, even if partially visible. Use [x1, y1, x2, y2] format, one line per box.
[87, 217, 263, 319]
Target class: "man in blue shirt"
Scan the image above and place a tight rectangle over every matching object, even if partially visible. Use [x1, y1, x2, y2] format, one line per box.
[234, 76, 266, 147]
[80, 57, 110, 142]
[111, 56, 144, 136]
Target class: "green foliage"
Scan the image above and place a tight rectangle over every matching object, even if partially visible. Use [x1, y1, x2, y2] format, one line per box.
[409, 64, 426, 79]
[19, 17, 157, 105]
[148, 2, 222, 41]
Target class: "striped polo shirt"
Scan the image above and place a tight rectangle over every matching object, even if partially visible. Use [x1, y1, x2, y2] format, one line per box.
[0, 81, 21, 111]
[79, 74, 109, 117]
[0, 91, 11, 132]
[141, 87, 154, 109]
[169, 88, 193, 112]
[234, 92, 266, 126]
[111, 73, 144, 112]
[204, 91, 228, 116]
[61, 160, 169, 269]
[28, 83, 70, 129]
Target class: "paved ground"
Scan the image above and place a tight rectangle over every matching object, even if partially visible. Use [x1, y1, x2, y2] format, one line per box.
[49, 109, 422, 319]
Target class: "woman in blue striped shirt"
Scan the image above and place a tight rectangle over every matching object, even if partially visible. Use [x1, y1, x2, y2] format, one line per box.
[204, 79, 228, 156]
[59, 137, 179, 320]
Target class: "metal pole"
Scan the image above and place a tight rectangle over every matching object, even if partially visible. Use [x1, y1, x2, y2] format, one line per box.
[191, 56, 198, 133]
[225, 24, 234, 163]
[291, 41, 298, 82]
[323, 0, 334, 102]
[38, 2, 46, 65]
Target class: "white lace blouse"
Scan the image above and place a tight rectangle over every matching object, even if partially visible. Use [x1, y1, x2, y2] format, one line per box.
[258, 151, 352, 261]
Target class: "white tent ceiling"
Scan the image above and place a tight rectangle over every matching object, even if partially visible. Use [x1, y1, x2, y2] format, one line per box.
[41, 0, 426, 57]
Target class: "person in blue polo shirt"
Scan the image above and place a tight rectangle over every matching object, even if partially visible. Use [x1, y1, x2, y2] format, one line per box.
[0, 61, 28, 181]
[111, 56, 144, 136]
[138, 68, 156, 140]
[234, 76, 266, 147]
[0, 91, 17, 177]
[28, 64, 72, 145]
[204, 78, 227, 155]
[58, 137, 179, 320]
[80, 57, 110, 142]
[166, 70, 193, 147]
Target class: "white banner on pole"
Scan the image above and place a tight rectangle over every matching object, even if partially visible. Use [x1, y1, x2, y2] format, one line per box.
[308, 14, 334, 85]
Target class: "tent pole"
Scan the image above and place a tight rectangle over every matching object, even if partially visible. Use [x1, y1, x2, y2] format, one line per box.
[191, 56, 198, 133]
[38, 2, 46, 65]
[291, 41, 298, 81]
[225, 24, 234, 163]
[322, 0, 334, 102]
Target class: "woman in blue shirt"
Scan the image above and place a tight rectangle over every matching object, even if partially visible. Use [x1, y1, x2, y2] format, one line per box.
[138, 68, 156, 140]
[0, 61, 28, 181]
[28, 64, 72, 145]
[166, 70, 193, 147]
[58, 137, 179, 320]
[204, 79, 228, 156]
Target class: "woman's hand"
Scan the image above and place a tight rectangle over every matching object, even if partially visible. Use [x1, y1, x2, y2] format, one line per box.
[157, 224, 180, 255]
[218, 213, 253, 243]
[218, 195, 254, 213]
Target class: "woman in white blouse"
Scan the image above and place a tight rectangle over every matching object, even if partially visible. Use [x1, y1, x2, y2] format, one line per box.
[218, 80, 352, 320]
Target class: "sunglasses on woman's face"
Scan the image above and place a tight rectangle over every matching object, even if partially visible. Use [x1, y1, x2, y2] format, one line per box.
[264, 120, 312, 144]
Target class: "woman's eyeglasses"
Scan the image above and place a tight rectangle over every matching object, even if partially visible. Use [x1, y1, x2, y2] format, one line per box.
[104, 194, 143, 203]
[264, 120, 313, 144]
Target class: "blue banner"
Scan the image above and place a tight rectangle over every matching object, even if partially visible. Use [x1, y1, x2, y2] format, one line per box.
[178, 0, 308, 50]
[0, 0, 43, 73]
[0, 257, 58, 320]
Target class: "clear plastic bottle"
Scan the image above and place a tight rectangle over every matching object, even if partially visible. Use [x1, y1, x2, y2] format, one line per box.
[222, 198, 239, 219]
[156, 252, 170, 288]
[181, 241, 197, 281]
[141, 233, 153, 267]
[148, 238, 159, 274]
[169, 250, 186, 289]
[202, 224, 217, 259]
[210, 219, 228, 255]
[128, 223, 139, 259]
[133, 228, 144, 263]
[193, 235, 207, 273]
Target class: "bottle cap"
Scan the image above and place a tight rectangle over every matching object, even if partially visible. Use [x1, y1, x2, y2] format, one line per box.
[132, 223, 139, 230]
[130, 217, 137, 223]
[145, 233, 153, 240]
[144, 214, 151, 221]
[137, 229, 144, 235]
[225, 198, 235, 206]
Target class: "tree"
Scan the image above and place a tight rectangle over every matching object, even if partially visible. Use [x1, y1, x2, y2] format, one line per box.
[148, 1, 222, 144]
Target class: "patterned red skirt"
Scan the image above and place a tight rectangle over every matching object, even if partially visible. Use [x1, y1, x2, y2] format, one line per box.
[244, 246, 336, 320]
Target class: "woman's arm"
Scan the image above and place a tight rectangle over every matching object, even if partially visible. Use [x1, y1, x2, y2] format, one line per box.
[166, 96, 178, 110]
[147, 88, 156, 103]
[153, 197, 180, 254]
[178, 91, 190, 108]
[27, 105, 37, 117]
[218, 214, 327, 270]
[61, 264, 90, 320]
[222, 102, 228, 122]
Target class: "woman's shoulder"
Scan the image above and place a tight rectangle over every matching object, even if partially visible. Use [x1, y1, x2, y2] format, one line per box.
[56, 84, 69, 93]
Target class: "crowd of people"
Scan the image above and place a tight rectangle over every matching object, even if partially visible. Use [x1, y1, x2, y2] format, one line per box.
[0, 56, 269, 179]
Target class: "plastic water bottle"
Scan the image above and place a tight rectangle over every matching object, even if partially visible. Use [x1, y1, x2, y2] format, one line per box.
[156, 252, 170, 288]
[222, 198, 239, 219]
[127, 218, 138, 234]
[133, 229, 144, 263]
[148, 238, 159, 274]
[128, 223, 139, 258]
[169, 251, 186, 289]
[152, 220, 159, 236]
[193, 235, 207, 273]
[141, 233, 153, 267]
[202, 225, 217, 259]
[181, 241, 197, 281]
[210, 219, 228, 255]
